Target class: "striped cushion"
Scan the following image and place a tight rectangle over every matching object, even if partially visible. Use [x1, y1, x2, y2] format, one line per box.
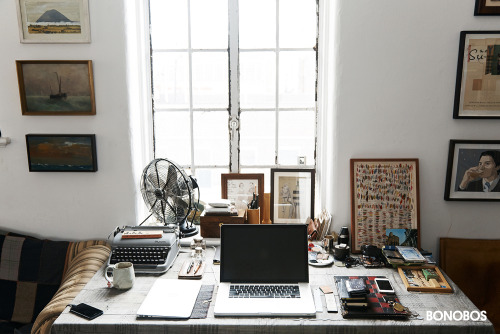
[0, 233, 69, 324]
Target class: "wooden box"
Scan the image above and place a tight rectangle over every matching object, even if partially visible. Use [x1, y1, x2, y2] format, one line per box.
[200, 209, 246, 238]
[398, 265, 453, 293]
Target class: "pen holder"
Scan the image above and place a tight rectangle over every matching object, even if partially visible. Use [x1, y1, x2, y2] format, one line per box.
[247, 208, 260, 224]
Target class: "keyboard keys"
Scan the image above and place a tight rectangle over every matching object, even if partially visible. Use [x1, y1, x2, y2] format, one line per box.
[229, 284, 301, 298]
[110, 246, 170, 265]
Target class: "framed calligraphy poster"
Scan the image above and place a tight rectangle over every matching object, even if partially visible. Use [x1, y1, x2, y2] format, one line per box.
[350, 159, 420, 253]
[453, 31, 500, 118]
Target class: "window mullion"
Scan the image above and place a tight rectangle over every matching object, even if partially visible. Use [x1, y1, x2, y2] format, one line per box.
[274, 0, 280, 165]
[187, 0, 195, 174]
[228, 0, 240, 172]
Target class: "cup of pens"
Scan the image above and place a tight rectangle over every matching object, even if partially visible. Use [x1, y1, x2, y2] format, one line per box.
[247, 187, 260, 224]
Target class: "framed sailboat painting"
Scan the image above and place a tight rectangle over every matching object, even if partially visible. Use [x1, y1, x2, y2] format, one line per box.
[16, 60, 95, 115]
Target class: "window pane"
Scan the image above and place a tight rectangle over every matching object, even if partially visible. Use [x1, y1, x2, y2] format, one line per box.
[279, 0, 316, 48]
[239, 0, 276, 49]
[154, 111, 191, 165]
[193, 111, 229, 165]
[279, 51, 316, 108]
[191, 0, 228, 49]
[240, 111, 275, 166]
[278, 110, 315, 165]
[240, 52, 276, 108]
[152, 52, 189, 109]
[150, 0, 188, 49]
[195, 168, 229, 201]
[192, 52, 229, 109]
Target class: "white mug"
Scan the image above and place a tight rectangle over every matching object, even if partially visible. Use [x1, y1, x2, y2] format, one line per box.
[105, 262, 135, 289]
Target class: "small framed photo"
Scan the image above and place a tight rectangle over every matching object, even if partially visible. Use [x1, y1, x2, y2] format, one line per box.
[16, 0, 91, 43]
[453, 31, 500, 119]
[16, 60, 95, 115]
[26, 134, 97, 172]
[444, 140, 500, 201]
[270, 168, 315, 224]
[474, 0, 500, 15]
[221, 173, 264, 221]
[350, 159, 420, 253]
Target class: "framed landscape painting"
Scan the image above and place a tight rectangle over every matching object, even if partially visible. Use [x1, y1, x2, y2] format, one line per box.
[16, 0, 91, 43]
[16, 60, 95, 115]
[26, 134, 97, 172]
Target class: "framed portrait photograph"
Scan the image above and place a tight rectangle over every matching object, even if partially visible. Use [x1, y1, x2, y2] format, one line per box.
[26, 134, 97, 172]
[16, 0, 91, 43]
[453, 31, 500, 119]
[350, 159, 420, 253]
[270, 168, 315, 224]
[221, 173, 264, 221]
[16, 60, 96, 115]
[444, 140, 500, 201]
[474, 0, 500, 15]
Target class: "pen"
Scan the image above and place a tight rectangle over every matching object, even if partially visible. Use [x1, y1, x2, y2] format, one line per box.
[194, 260, 202, 274]
[187, 261, 194, 274]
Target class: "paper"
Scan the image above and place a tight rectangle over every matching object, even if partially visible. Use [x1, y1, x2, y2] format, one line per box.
[137, 279, 202, 318]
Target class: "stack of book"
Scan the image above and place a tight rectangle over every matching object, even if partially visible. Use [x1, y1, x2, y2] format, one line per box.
[382, 246, 427, 267]
[338, 278, 369, 309]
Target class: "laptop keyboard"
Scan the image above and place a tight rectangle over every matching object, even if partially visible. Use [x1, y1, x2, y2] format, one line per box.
[229, 284, 301, 298]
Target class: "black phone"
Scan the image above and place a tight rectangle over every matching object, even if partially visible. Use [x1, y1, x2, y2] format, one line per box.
[69, 303, 103, 320]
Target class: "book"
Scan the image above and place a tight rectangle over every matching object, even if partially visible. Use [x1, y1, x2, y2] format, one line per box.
[345, 278, 368, 296]
[396, 246, 426, 263]
[337, 279, 368, 303]
[204, 205, 238, 216]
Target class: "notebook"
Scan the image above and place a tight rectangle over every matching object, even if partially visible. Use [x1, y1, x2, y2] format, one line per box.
[213, 224, 316, 316]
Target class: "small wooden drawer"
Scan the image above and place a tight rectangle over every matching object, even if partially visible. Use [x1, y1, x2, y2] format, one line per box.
[200, 209, 246, 238]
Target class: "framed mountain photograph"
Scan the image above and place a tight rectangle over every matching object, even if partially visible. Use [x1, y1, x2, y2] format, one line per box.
[16, 0, 91, 43]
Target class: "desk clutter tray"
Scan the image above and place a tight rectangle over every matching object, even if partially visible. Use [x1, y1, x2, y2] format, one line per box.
[178, 259, 206, 279]
[398, 265, 453, 293]
[335, 276, 409, 320]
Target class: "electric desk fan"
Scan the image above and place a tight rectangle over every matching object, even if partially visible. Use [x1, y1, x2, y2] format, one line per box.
[140, 158, 199, 237]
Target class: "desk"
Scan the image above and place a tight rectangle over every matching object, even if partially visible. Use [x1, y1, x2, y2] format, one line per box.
[52, 246, 495, 334]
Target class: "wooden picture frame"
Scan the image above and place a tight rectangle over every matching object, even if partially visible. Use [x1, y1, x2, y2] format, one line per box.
[16, 60, 96, 115]
[350, 159, 420, 253]
[270, 168, 315, 224]
[221, 173, 264, 222]
[26, 134, 97, 172]
[444, 139, 500, 201]
[453, 31, 500, 119]
[16, 0, 91, 43]
[474, 0, 500, 15]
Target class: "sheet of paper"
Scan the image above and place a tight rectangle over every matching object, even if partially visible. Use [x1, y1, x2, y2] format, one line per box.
[137, 279, 202, 318]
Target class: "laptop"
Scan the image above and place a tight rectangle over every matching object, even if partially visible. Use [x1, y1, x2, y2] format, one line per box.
[214, 224, 316, 316]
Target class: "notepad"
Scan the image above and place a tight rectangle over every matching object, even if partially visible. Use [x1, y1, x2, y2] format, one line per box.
[137, 279, 202, 318]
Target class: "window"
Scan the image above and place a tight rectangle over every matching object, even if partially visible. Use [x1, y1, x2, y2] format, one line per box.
[149, 0, 318, 200]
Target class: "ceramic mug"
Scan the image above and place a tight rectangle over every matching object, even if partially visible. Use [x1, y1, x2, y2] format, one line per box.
[105, 262, 135, 289]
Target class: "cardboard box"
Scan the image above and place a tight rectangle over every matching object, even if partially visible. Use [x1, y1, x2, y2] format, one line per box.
[200, 209, 246, 238]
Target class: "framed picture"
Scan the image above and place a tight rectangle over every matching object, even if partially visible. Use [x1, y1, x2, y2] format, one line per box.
[350, 159, 420, 253]
[270, 168, 315, 224]
[444, 140, 500, 201]
[221, 173, 264, 222]
[474, 0, 500, 15]
[453, 31, 500, 119]
[26, 134, 97, 172]
[16, 0, 91, 43]
[16, 60, 96, 116]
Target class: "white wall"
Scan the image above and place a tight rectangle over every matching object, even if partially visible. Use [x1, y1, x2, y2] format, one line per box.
[0, 1, 137, 240]
[333, 0, 500, 256]
[1, 1, 498, 256]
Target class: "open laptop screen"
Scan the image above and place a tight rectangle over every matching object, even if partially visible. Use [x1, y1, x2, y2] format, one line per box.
[220, 224, 309, 283]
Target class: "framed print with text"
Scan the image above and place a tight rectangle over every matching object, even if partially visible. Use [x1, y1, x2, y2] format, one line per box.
[453, 31, 500, 118]
[221, 173, 264, 222]
[16, 0, 91, 43]
[270, 168, 315, 224]
[16, 60, 95, 115]
[350, 159, 420, 253]
[444, 140, 500, 201]
[475, 0, 500, 15]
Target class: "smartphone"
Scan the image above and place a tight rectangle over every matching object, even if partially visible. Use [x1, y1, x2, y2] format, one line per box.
[70, 303, 103, 320]
[375, 278, 395, 294]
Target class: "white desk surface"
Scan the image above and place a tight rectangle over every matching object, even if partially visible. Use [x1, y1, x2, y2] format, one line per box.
[52, 245, 495, 334]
